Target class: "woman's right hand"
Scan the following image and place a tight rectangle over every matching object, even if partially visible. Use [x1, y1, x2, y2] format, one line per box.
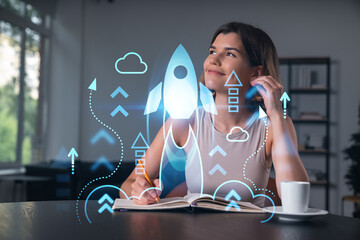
[131, 176, 162, 205]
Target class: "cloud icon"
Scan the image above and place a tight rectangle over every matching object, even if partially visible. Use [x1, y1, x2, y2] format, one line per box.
[115, 52, 148, 74]
[212, 180, 275, 223]
[226, 126, 249, 143]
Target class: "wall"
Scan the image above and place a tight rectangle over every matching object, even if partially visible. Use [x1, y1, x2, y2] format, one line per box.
[45, 0, 360, 215]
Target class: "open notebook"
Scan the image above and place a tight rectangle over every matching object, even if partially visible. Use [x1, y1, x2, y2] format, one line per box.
[112, 193, 265, 213]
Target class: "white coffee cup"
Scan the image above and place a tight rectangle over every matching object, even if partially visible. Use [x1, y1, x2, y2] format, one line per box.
[281, 181, 310, 213]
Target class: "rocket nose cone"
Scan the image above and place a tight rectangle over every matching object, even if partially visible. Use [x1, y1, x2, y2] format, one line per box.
[175, 44, 185, 53]
[163, 44, 198, 119]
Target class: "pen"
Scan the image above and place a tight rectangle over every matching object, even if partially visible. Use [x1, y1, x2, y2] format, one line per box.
[136, 159, 160, 203]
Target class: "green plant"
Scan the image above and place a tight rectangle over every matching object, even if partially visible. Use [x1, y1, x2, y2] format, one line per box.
[343, 103, 360, 195]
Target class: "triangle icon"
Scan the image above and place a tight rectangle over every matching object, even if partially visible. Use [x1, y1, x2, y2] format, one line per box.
[131, 132, 149, 149]
[259, 106, 267, 119]
[224, 70, 243, 87]
[88, 78, 97, 91]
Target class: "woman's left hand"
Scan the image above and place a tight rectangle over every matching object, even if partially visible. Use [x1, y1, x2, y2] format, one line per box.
[250, 76, 283, 119]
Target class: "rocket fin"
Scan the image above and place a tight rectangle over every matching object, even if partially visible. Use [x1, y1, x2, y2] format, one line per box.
[199, 82, 217, 115]
[144, 82, 162, 115]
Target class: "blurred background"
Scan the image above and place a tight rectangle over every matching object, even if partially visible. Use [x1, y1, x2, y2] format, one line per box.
[0, 0, 359, 217]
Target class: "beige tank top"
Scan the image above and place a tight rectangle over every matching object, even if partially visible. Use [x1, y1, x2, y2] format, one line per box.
[185, 107, 271, 207]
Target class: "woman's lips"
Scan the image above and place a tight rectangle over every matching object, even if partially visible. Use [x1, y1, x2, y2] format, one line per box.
[207, 70, 225, 75]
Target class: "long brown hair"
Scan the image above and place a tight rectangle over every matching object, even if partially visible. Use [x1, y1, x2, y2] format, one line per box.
[200, 22, 280, 110]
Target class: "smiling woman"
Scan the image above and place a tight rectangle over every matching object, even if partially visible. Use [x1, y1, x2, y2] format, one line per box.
[120, 22, 309, 207]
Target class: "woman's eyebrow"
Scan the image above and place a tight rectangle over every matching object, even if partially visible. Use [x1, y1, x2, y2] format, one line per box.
[225, 47, 241, 54]
[209, 46, 241, 55]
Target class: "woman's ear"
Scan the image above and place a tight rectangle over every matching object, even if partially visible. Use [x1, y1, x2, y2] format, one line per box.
[251, 65, 263, 79]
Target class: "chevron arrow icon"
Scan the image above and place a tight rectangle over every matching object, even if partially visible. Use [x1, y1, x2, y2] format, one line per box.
[98, 193, 114, 205]
[98, 204, 114, 214]
[91, 156, 114, 172]
[209, 164, 227, 176]
[111, 86, 129, 99]
[225, 200, 241, 211]
[98, 194, 114, 214]
[209, 145, 227, 157]
[225, 190, 241, 201]
[90, 129, 115, 145]
[110, 105, 129, 117]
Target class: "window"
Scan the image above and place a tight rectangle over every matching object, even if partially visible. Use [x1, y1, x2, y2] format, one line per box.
[0, 0, 50, 167]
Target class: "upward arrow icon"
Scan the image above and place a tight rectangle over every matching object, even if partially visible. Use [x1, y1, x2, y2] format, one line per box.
[88, 78, 97, 91]
[98, 194, 114, 205]
[111, 86, 129, 99]
[98, 194, 114, 214]
[225, 189, 241, 201]
[90, 129, 115, 145]
[209, 145, 227, 157]
[280, 92, 291, 119]
[224, 70, 243, 87]
[280, 92, 290, 109]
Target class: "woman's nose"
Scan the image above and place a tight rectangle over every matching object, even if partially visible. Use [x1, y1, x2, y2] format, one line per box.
[209, 55, 221, 66]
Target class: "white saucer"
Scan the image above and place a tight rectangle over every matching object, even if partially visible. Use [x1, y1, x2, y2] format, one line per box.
[262, 206, 328, 221]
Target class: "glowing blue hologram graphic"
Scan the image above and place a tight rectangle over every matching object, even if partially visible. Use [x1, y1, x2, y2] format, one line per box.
[55, 146, 68, 160]
[68, 148, 78, 175]
[212, 180, 275, 223]
[77, 87, 125, 224]
[135, 150, 146, 157]
[225, 200, 241, 212]
[209, 145, 227, 157]
[228, 88, 239, 95]
[56, 174, 70, 183]
[115, 52, 148, 74]
[163, 44, 198, 119]
[84, 185, 129, 223]
[51, 146, 71, 167]
[91, 156, 115, 172]
[88, 78, 97, 91]
[131, 132, 149, 149]
[111, 86, 128, 99]
[161, 124, 204, 196]
[174, 65, 187, 78]
[224, 190, 242, 213]
[209, 163, 227, 176]
[226, 126, 250, 143]
[199, 82, 217, 115]
[56, 188, 70, 198]
[225, 189, 241, 201]
[98, 194, 114, 214]
[259, 106, 267, 119]
[280, 91, 290, 108]
[144, 82, 162, 115]
[98, 204, 113, 214]
[158, 127, 187, 196]
[245, 86, 258, 99]
[241, 117, 277, 201]
[110, 105, 128, 117]
[224, 70, 243, 87]
[228, 96, 239, 104]
[280, 91, 290, 119]
[90, 129, 115, 145]
[228, 105, 239, 112]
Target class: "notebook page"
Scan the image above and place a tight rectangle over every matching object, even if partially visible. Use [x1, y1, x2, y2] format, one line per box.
[112, 197, 189, 210]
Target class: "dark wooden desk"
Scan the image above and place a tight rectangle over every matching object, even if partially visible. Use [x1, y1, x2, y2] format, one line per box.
[0, 201, 359, 240]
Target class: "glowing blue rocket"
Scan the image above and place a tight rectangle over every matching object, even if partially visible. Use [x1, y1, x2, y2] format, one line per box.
[144, 44, 217, 119]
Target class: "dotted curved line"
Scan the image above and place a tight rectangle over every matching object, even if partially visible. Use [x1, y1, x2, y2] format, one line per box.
[75, 90, 124, 223]
[242, 118, 276, 198]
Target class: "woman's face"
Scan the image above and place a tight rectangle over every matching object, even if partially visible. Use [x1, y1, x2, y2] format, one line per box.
[203, 33, 256, 95]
